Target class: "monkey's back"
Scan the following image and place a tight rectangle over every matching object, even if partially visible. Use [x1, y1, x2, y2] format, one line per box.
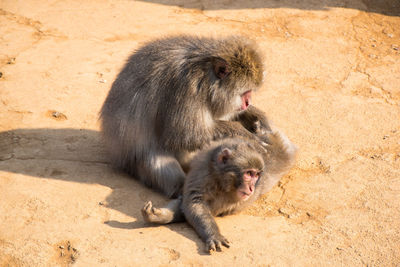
[99, 36, 223, 151]
[99, 36, 212, 168]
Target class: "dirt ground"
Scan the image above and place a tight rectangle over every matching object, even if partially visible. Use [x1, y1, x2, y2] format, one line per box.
[0, 0, 399, 266]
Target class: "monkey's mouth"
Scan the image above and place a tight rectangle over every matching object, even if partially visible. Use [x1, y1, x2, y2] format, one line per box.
[240, 90, 252, 110]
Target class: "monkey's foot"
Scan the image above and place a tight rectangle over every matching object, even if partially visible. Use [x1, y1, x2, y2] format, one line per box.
[141, 201, 173, 224]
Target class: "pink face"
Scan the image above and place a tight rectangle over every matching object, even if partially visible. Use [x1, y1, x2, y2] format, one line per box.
[240, 90, 252, 111]
[237, 169, 260, 201]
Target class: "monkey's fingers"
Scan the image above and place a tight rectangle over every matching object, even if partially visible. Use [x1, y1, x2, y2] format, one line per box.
[206, 240, 217, 253]
[142, 201, 163, 216]
[141, 201, 153, 222]
[141, 201, 153, 213]
[206, 236, 230, 253]
[221, 237, 230, 248]
[215, 241, 222, 252]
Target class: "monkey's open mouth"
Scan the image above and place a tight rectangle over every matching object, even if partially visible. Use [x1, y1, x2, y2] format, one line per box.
[240, 90, 252, 110]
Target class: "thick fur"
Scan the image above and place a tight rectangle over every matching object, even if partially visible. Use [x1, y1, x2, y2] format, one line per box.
[141, 112, 297, 252]
[100, 36, 264, 197]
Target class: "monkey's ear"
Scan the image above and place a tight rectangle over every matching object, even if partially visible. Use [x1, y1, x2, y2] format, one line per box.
[213, 58, 231, 79]
[217, 148, 232, 165]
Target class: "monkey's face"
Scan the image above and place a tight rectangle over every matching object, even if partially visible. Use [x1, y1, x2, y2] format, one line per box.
[236, 169, 261, 201]
[208, 38, 263, 119]
[216, 89, 253, 121]
[214, 144, 264, 202]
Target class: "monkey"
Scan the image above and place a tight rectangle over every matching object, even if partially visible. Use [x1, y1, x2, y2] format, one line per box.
[100, 35, 265, 198]
[141, 117, 297, 252]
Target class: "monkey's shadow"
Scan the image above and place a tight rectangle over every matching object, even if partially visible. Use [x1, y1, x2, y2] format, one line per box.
[0, 128, 208, 255]
[138, 0, 399, 17]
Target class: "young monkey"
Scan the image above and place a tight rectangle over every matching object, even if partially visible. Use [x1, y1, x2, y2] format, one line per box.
[142, 113, 297, 252]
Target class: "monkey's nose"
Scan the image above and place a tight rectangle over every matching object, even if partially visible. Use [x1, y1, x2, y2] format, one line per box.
[240, 90, 252, 110]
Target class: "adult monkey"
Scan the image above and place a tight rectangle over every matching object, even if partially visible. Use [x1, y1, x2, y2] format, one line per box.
[100, 35, 265, 198]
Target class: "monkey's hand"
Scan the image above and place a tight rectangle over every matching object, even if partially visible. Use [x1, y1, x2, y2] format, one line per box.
[214, 120, 255, 140]
[182, 198, 230, 253]
[234, 105, 271, 134]
[206, 233, 230, 253]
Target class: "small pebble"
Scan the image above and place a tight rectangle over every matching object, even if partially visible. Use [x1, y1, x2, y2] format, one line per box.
[59, 245, 64, 249]
[49, 110, 67, 120]
[52, 111, 61, 118]
[391, 44, 399, 51]
[7, 58, 15, 64]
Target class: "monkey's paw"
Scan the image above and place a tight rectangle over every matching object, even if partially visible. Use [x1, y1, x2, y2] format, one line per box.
[141, 201, 168, 224]
[206, 234, 230, 253]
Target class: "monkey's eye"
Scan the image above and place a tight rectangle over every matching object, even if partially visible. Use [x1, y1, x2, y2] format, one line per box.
[246, 170, 257, 177]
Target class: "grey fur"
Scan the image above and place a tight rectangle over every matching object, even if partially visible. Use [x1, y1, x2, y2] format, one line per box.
[100, 35, 264, 197]
[142, 112, 297, 252]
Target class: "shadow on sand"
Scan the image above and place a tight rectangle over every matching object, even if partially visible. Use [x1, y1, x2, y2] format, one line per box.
[0, 128, 208, 254]
[137, 0, 399, 16]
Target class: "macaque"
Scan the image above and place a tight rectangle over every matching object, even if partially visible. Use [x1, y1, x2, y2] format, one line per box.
[142, 119, 297, 252]
[100, 35, 264, 198]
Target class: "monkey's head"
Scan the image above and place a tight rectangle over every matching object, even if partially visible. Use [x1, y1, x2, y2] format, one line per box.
[205, 37, 264, 120]
[211, 141, 264, 202]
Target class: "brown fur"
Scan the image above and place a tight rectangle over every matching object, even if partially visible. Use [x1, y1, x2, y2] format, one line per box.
[100, 35, 264, 198]
[142, 112, 297, 252]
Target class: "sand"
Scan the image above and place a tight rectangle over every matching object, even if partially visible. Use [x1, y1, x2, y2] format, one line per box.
[0, 0, 399, 266]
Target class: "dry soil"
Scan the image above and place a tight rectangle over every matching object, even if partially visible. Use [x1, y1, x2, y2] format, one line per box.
[0, 0, 399, 266]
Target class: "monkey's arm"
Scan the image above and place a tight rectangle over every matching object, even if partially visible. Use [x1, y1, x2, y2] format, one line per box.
[213, 120, 255, 141]
[182, 196, 230, 252]
[213, 105, 272, 140]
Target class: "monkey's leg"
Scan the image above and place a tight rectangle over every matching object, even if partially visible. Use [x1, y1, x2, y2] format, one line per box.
[182, 200, 230, 252]
[138, 152, 185, 198]
[141, 197, 184, 224]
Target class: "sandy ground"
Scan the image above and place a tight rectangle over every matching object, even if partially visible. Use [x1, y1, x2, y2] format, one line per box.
[0, 0, 399, 266]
